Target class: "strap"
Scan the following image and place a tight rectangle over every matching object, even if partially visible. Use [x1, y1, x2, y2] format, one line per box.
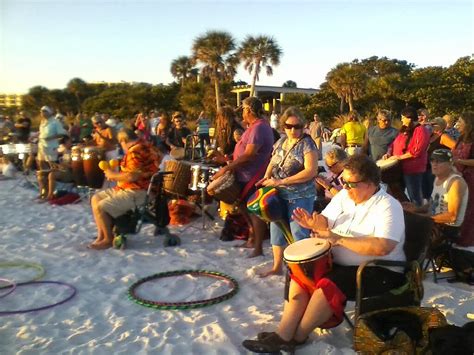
[239, 160, 268, 201]
[278, 134, 308, 169]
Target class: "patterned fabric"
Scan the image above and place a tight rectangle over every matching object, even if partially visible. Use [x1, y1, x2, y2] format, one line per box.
[117, 141, 160, 190]
[270, 135, 317, 199]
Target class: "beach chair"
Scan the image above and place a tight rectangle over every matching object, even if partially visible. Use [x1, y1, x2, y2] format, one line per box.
[350, 211, 435, 352]
[112, 171, 180, 249]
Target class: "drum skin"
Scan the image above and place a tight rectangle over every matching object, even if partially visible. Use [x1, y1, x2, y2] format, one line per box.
[71, 146, 87, 187]
[82, 147, 104, 188]
[284, 238, 332, 294]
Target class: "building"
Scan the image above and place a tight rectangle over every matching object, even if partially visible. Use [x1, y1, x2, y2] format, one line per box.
[0, 93, 24, 108]
[231, 85, 318, 112]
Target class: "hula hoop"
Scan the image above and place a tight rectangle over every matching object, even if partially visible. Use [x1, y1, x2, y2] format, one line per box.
[0, 278, 16, 299]
[0, 281, 77, 316]
[128, 270, 239, 310]
[0, 262, 45, 286]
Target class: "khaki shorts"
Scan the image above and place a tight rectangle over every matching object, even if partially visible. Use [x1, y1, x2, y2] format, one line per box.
[95, 188, 146, 219]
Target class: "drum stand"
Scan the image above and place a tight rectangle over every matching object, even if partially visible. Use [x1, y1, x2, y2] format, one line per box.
[181, 181, 220, 233]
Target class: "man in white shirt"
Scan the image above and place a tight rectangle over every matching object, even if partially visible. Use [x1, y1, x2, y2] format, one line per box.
[243, 154, 406, 353]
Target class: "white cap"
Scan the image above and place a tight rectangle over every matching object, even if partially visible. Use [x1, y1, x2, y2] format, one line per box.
[40, 106, 54, 115]
[105, 118, 117, 127]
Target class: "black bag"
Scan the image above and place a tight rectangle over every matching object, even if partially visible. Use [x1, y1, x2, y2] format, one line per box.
[220, 213, 250, 242]
[429, 321, 474, 355]
[113, 209, 140, 235]
[449, 248, 474, 284]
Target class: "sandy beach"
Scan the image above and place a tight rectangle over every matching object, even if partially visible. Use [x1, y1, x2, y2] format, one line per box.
[0, 178, 472, 354]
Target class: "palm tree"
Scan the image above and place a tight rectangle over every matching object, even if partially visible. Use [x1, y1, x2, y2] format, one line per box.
[326, 63, 367, 112]
[192, 30, 238, 111]
[238, 35, 282, 97]
[170, 56, 198, 85]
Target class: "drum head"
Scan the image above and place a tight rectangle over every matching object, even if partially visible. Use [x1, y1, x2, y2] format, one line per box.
[376, 158, 398, 170]
[283, 238, 331, 263]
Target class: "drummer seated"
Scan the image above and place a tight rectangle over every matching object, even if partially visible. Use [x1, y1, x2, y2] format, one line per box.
[89, 129, 160, 250]
[242, 154, 407, 353]
[36, 137, 74, 200]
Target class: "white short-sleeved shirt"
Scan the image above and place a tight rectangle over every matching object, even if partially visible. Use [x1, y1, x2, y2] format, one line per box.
[321, 188, 406, 266]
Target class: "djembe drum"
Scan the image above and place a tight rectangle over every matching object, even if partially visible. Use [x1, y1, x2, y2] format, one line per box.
[283, 238, 332, 294]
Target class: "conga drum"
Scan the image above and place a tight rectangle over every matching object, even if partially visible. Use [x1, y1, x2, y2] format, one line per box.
[163, 160, 191, 196]
[376, 158, 399, 185]
[71, 145, 87, 186]
[82, 146, 105, 188]
[283, 238, 332, 294]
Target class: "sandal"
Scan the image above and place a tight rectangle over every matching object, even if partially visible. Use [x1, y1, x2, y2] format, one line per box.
[257, 332, 308, 346]
[242, 332, 295, 354]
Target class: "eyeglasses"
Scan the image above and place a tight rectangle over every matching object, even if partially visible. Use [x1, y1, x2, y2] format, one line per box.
[341, 177, 364, 190]
[284, 123, 303, 130]
[378, 118, 390, 123]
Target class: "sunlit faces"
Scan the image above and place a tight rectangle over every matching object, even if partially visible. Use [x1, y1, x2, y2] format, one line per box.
[456, 118, 466, 134]
[283, 115, 303, 139]
[341, 169, 372, 204]
[377, 114, 391, 129]
[430, 159, 451, 176]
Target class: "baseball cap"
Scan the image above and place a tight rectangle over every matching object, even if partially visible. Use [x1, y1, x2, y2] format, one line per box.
[431, 149, 453, 162]
[40, 106, 53, 115]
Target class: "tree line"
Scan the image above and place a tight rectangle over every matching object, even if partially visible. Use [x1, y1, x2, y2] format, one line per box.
[17, 29, 473, 126]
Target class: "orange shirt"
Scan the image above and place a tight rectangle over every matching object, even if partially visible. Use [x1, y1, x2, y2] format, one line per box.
[117, 141, 160, 190]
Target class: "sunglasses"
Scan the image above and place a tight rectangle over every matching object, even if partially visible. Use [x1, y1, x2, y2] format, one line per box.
[326, 161, 339, 168]
[341, 177, 364, 189]
[284, 123, 303, 130]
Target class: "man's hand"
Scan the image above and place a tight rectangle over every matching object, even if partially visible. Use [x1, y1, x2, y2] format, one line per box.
[292, 207, 316, 230]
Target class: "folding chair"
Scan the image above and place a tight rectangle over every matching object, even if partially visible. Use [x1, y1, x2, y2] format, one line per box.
[112, 171, 180, 249]
[343, 210, 433, 329]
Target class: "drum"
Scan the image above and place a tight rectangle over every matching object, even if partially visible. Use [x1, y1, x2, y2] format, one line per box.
[163, 160, 192, 196]
[207, 171, 241, 204]
[376, 158, 402, 186]
[283, 238, 332, 294]
[219, 200, 239, 220]
[71, 146, 87, 186]
[189, 164, 219, 191]
[82, 146, 105, 188]
[0, 144, 16, 156]
[170, 147, 185, 160]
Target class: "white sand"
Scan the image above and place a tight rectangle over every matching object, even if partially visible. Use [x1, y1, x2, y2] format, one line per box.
[0, 178, 472, 354]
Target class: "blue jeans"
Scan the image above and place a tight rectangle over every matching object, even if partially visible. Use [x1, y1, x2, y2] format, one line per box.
[270, 196, 314, 246]
[403, 173, 424, 206]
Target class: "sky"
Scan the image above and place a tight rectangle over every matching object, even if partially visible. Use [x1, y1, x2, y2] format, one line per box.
[0, 0, 472, 94]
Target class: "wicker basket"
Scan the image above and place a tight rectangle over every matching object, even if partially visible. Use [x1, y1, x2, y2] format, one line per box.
[353, 307, 447, 354]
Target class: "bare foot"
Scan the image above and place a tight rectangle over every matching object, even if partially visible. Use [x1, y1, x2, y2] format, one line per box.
[258, 268, 282, 278]
[88, 241, 113, 250]
[234, 241, 254, 249]
[247, 249, 263, 258]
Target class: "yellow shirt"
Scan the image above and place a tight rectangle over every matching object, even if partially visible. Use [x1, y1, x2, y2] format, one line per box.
[341, 121, 366, 145]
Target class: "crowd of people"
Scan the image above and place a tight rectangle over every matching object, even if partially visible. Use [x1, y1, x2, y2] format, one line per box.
[1, 99, 473, 352]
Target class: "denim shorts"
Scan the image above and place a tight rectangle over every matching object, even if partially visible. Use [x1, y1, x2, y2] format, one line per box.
[270, 196, 314, 246]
